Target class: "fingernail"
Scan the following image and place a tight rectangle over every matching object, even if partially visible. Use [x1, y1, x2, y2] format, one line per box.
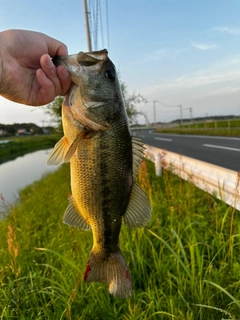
[45, 56, 54, 68]
[59, 67, 69, 79]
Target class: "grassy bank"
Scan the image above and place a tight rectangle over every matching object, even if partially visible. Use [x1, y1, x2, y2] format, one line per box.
[157, 127, 240, 136]
[0, 135, 60, 164]
[156, 118, 240, 137]
[0, 161, 240, 319]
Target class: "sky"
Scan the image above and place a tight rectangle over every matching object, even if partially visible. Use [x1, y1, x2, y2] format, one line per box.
[0, 0, 240, 125]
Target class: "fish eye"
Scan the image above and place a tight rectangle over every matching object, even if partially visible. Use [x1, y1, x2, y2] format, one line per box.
[105, 69, 115, 81]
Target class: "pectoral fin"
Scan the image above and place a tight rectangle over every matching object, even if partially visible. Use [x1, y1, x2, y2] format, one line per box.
[64, 131, 85, 162]
[124, 183, 151, 228]
[47, 136, 69, 166]
[63, 196, 91, 230]
[47, 131, 85, 166]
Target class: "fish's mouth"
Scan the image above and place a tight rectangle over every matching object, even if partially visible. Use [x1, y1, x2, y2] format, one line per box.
[77, 49, 108, 66]
[52, 49, 108, 80]
[52, 55, 80, 82]
[52, 49, 108, 66]
[52, 49, 108, 87]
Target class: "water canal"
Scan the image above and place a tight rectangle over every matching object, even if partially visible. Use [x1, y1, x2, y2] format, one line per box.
[0, 149, 58, 206]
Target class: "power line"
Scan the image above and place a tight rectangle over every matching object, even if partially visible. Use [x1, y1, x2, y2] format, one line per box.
[99, 0, 105, 48]
[84, 0, 110, 51]
[158, 101, 178, 108]
[94, 0, 99, 50]
[158, 101, 183, 124]
[83, 0, 92, 51]
[105, 0, 110, 50]
[88, 0, 99, 50]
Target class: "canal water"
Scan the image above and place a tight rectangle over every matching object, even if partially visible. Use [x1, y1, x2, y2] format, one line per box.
[0, 149, 58, 205]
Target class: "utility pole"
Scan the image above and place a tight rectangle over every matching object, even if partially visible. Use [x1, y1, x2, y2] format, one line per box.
[185, 107, 193, 123]
[83, 0, 92, 51]
[189, 107, 192, 122]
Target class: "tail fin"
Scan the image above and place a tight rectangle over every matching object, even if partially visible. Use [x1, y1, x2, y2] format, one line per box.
[84, 250, 132, 298]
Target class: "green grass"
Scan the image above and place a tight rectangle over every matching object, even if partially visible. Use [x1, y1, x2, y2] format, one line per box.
[0, 135, 60, 164]
[157, 118, 240, 136]
[0, 160, 240, 319]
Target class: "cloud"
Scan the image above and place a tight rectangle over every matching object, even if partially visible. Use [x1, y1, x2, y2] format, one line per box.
[214, 26, 240, 35]
[175, 70, 240, 88]
[203, 85, 240, 97]
[140, 62, 240, 96]
[191, 42, 217, 51]
[137, 49, 166, 63]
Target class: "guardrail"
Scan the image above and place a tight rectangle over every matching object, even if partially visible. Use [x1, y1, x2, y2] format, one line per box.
[144, 145, 240, 211]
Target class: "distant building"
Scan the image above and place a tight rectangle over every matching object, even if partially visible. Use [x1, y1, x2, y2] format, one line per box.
[16, 128, 30, 136]
[0, 129, 7, 136]
[42, 128, 51, 134]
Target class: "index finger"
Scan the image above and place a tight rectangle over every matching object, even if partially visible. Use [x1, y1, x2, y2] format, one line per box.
[56, 44, 69, 56]
[44, 34, 69, 57]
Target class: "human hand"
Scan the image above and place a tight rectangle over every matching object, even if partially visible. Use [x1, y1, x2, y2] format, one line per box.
[0, 29, 72, 106]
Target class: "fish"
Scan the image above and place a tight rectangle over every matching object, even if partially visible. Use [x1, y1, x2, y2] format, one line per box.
[47, 49, 151, 298]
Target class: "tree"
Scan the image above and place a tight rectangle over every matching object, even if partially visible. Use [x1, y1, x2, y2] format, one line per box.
[44, 96, 64, 132]
[44, 80, 145, 129]
[120, 82, 145, 125]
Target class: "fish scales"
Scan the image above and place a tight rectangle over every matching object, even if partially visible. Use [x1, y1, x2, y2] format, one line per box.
[72, 121, 132, 254]
[48, 49, 151, 298]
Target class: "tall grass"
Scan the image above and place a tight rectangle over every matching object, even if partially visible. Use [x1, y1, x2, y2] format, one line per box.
[0, 160, 240, 319]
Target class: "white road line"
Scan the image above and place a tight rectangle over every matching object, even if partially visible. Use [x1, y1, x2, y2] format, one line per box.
[155, 137, 172, 142]
[203, 144, 240, 152]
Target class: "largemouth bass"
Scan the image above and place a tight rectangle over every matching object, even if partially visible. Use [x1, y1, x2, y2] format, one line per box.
[47, 49, 151, 298]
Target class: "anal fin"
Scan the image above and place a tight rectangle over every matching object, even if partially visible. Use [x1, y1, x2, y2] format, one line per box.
[124, 183, 151, 228]
[63, 196, 91, 230]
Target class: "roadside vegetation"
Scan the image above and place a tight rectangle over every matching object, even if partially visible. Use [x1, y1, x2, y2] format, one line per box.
[156, 118, 240, 137]
[0, 160, 240, 319]
[0, 135, 60, 164]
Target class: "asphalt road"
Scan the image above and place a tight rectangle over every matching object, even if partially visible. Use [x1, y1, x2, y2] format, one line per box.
[132, 130, 240, 172]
